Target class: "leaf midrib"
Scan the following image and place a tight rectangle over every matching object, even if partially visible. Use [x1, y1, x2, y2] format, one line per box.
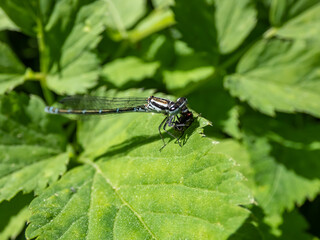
[89, 161, 158, 239]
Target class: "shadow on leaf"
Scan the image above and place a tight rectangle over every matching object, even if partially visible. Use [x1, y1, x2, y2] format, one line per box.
[95, 117, 200, 159]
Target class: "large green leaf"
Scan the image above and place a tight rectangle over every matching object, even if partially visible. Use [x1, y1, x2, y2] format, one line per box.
[173, 0, 256, 54]
[188, 78, 241, 139]
[213, 118, 320, 237]
[163, 66, 214, 93]
[173, 0, 218, 55]
[274, 3, 320, 41]
[26, 108, 253, 239]
[213, 139, 254, 188]
[47, 52, 100, 95]
[245, 137, 320, 216]
[238, 110, 320, 226]
[277, 210, 314, 240]
[101, 57, 160, 88]
[46, 1, 106, 94]
[0, 8, 19, 31]
[0, 0, 104, 94]
[161, 41, 215, 95]
[225, 39, 320, 118]
[0, 0, 37, 36]
[269, 0, 319, 26]
[152, 0, 174, 8]
[212, 139, 317, 239]
[0, 42, 25, 94]
[104, 0, 146, 32]
[242, 111, 320, 182]
[126, 8, 175, 43]
[0, 193, 32, 239]
[214, 0, 257, 54]
[0, 93, 69, 202]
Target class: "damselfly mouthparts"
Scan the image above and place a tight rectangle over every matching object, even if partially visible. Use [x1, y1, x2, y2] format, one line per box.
[45, 96, 194, 149]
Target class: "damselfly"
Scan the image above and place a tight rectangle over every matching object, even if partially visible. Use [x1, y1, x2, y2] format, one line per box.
[45, 96, 194, 149]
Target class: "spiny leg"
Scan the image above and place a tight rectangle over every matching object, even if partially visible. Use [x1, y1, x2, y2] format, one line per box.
[158, 116, 168, 149]
[163, 118, 182, 147]
[173, 122, 187, 141]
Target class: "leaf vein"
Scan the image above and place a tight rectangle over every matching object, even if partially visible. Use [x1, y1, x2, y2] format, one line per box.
[57, 215, 87, 240]
[89, 161, 158, 240]
[144, 210, 222, 229]
[126, 183, 220, 195]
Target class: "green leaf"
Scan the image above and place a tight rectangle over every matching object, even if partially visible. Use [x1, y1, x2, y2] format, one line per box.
[214, 0, 257, 54]
[104, 0, 146, 34]
[0, 42, 25, 73]
[269, 0, 319, 26]
[163, 64, 215, 95]
[42, 0, 94, 54]
[0, 193, 32, 239]
[101, 57, 160, 88]
[0, 74, 24, 95]
[0, 42, 25, 94]
[47, 52, 100, 95]
[0, 93, 69, 202]
[188, 79, 241, 138]
[225, 39, 320, 118]
[245, 206, 314, 240]
[277, 210, 314, 240]
[0, 8, 19, 31]
[242, 111, 320, 181]
[275, 3, 320, 41]
[0, 0, 37, 36]
[269, 0, 288, 26]
[213, 121, 320, 236]
[141, 34, 175, 65]
[45, 1, 106, 94]
[0, 207, 28, 239]
[126, 8, 175, 43]
[152, 0, 174, 8]
[43, 0, 147, 93]
[161, 40, 215, 95]
[26, 120, 253, 239]
[213, 139, 254, 187]
[245, 137, 320, 216]
[173, 0, 218, 54]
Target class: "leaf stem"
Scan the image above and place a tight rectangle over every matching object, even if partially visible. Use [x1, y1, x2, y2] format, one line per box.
[36, 18, 54, 104]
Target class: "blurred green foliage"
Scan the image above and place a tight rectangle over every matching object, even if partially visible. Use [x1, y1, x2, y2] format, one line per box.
[0, 0, 320, 239]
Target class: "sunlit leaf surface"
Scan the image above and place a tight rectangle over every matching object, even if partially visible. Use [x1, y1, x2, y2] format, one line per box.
[0, 94, 68, 201]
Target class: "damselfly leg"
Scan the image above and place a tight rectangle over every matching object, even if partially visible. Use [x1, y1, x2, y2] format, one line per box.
[162, 115, 183, 149]
[158, 115, 168, 149]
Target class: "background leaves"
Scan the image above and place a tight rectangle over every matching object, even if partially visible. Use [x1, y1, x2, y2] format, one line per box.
[225, 39, 320, 117]
[0, 0, 319, 239]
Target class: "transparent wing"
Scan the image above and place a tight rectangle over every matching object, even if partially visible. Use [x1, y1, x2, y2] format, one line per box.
[58, 96, 148, 110]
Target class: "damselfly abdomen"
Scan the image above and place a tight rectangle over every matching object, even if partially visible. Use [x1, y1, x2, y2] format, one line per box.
[45, 96, 194, 149]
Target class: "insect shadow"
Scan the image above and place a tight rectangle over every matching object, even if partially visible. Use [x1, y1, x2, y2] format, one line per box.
[95, 118, 199, 160]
